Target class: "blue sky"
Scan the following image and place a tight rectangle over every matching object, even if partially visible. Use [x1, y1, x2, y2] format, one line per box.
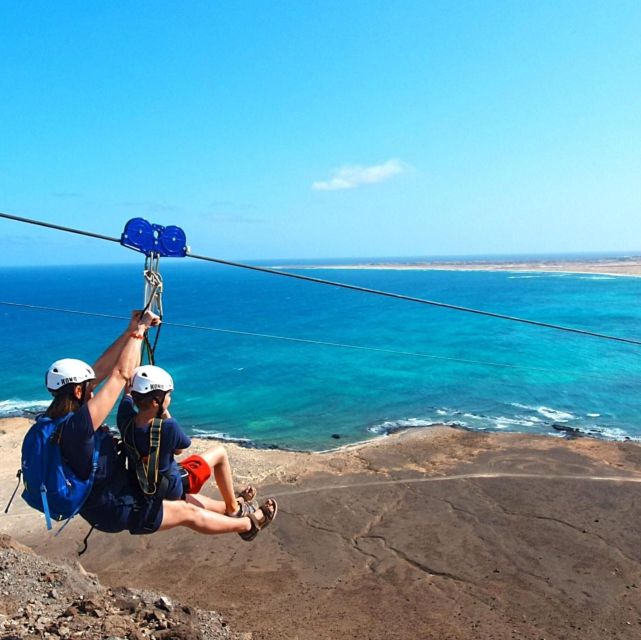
[1, 1, 640, 265]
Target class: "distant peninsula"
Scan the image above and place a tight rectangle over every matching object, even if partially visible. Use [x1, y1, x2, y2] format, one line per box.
[271, 256, 641, 277]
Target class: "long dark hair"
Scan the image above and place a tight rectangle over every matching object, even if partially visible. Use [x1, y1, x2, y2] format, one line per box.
[45, 383, 82, 419]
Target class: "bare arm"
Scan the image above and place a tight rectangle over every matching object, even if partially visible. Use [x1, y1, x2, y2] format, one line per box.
[87, 311, 159, 429]
[123, 335, 142, 395]
[92, 311, 145, 385]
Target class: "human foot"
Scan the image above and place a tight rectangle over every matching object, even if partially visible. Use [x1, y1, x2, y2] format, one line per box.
[227, 485, 258, 517]
[239, 498, 277, 542]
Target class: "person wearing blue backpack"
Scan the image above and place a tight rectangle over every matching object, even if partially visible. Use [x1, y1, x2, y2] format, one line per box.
[22, 310, 277, 542]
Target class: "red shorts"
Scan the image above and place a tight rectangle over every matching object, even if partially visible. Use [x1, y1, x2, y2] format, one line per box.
[179, 455, 212, 495]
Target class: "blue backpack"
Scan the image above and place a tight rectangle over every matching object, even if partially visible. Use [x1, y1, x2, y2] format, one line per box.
[20, 413, 106, 531]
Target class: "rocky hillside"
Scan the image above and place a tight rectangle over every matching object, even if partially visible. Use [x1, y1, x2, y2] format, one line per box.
[0, 535, 243, 640]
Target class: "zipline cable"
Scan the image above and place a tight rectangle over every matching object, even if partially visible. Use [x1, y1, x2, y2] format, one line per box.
[188, 253, 641, 347]
[0, 211, 120, 244]
[2, 211, 641, 347]
[0, 301, 578, 375]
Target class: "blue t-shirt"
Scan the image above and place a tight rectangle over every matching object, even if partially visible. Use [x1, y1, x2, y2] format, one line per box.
[117, 395, 191, 500]
[58, 404, 165, 535]
[59, 404, 97, 480]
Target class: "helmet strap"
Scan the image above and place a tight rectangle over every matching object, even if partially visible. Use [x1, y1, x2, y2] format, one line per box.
[79, 381, 89, 406]
[155, 392, 167, 419]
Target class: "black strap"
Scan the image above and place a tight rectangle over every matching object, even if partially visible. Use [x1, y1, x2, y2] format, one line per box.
[142, 332, 156, 366]
[78, 525, 95, 556]
[4, 469, 22, 514]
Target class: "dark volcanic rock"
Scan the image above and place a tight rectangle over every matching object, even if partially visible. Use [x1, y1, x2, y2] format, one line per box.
[0, 538, 241, 639]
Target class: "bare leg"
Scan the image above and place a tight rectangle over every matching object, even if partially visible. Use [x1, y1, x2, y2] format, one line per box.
[159, 499, 274, 534]
[198, 445, 240, 515]
[185, 492, 226, 514]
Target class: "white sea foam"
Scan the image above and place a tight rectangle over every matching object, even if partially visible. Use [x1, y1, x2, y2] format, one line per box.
[367, 417, 452, 435]
[0, 399, 49, 417]
[463, 412, 487, 421]
[586, 413, 600, 418]
[535, 406, 575, 422]
[555, 424, 641, 443]
[590, 426, 640, 442]
[191, 429, 253, 444]
[510, 402, 537, 411]
[516, 414, 542, 423]
[365, 405, 637, 443]
[498, 416, 538, 427]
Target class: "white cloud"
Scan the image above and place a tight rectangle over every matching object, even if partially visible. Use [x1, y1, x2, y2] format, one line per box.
[312, 159, 409, 191]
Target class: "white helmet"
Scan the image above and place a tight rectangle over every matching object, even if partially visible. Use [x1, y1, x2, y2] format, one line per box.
[46, 358, 96, 392]
[131, 365, 174, 394]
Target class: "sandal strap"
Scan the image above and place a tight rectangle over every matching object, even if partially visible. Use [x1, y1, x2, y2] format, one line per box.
[247, 500, 276, 531]
[238, 498, 277, 542]
[247, 510, 261, 530]
[237, 485, 256, 503]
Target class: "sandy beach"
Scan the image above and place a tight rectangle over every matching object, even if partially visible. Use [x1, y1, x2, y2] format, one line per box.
[3, 417, 641, 639]
[272, 258, 641, 277]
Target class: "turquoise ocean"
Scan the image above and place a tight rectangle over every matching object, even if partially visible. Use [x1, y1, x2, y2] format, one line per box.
[1, 259, 640, 450]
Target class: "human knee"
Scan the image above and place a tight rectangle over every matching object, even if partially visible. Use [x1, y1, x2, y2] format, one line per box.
[202, 444, 228, 467]
[163, 499, 201, 527]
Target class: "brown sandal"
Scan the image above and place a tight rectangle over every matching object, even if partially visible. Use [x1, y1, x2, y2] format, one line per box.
[237, 485, 256, 503]
[239, 498, 278, 542]
[230, 485, 258, 517]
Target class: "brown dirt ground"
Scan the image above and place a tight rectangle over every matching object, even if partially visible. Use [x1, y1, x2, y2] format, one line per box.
[3, 418, 641, 639]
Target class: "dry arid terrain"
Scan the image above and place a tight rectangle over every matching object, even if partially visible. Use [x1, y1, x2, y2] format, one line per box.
[3, 417, 641, 639]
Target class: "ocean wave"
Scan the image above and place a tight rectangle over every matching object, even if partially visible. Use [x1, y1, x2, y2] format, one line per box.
[510, 402, 537, 411]
[549, 424, 640, 442]
[515, 414, 542, 423]
[368, 403, 578, 438]
[511, 403, 575, 422]
[191, 428, 254, 445]
[367, 417, 455, 436]
[462, 412, 488, 421]
[495, 416, 539, 428]
[535, 406, 575, 422]
[366, 401, 604, 440]
[0, 399, 49, 418]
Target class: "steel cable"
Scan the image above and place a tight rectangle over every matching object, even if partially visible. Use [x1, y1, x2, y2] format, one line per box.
[2, 211, 641, 346]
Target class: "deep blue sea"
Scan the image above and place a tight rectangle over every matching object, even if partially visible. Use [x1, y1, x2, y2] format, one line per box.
[1, 261, 641, 449]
